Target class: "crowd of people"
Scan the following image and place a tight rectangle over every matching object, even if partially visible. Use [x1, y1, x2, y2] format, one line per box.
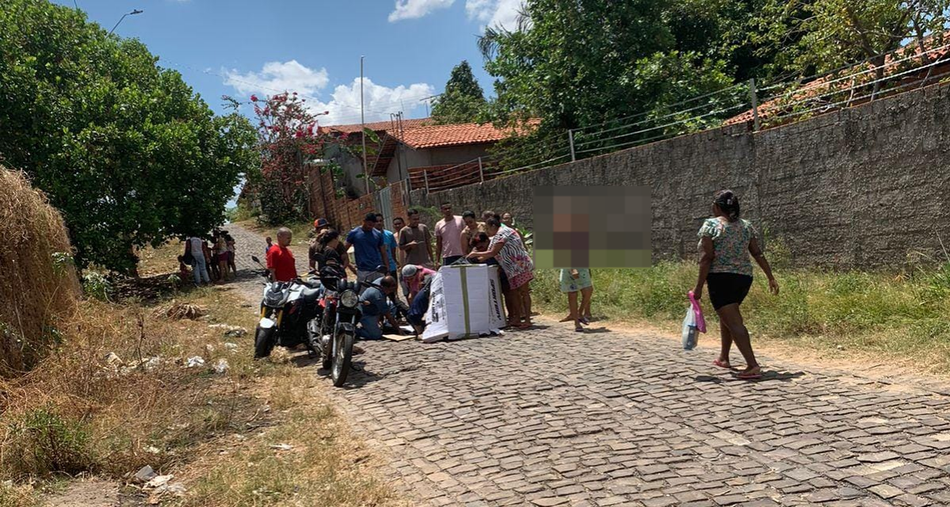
[285, 204, 552, 340]
[181, 229, 236, 286]
[254, 188, 777, 379]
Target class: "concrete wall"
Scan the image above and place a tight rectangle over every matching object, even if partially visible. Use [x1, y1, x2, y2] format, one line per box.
[409, 83, 950, 269]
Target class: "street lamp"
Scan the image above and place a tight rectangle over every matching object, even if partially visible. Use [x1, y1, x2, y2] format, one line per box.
[110, 9, 143, 35]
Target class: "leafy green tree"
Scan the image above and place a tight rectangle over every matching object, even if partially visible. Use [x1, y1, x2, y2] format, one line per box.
[752, 0, 950, 83]
[431, 61, 488, 124]
[0, 0, 258, 273]
[477, 0, 736, 168]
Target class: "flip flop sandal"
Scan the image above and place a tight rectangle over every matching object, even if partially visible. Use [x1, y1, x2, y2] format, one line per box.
[737, 369, 763, 380]
[713, 359, 731, 369]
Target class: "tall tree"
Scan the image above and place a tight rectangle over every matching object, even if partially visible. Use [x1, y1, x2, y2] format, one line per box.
[431, 61, 488, 124]
[477, 0, 736, 168]
[0, 0, 258, 272]
[752, 0, 950, 83]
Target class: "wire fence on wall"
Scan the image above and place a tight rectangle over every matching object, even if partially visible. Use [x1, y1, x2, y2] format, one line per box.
[415, 40, 950, 194]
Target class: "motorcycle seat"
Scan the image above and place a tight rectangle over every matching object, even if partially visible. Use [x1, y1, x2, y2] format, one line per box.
[301, 287, 321, 300]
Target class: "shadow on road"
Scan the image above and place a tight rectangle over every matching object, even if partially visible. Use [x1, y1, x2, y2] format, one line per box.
[695, 370, 806, 383]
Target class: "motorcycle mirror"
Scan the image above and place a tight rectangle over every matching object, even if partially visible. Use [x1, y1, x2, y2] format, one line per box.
[251, 255, 261, 264]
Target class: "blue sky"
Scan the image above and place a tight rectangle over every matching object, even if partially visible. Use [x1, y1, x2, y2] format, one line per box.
[53, 0, 523, 125]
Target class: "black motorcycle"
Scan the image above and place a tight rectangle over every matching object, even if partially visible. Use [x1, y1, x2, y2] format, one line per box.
[312, 264, 362, 386]
[251, 256, 322, 359]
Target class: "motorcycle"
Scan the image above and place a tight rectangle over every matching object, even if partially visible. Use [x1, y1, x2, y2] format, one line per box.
[312, 264, 363, 387]
[250, 256, 323, 360]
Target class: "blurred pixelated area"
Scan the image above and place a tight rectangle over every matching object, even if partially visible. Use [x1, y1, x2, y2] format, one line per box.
[533, 186, 651, 268]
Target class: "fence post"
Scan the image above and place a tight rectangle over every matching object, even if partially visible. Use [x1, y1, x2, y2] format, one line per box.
[568, 129, 576, 162]
[749, 78, 760, 132]
[423, 169, 430, 194]
[478, 157, 484, 184]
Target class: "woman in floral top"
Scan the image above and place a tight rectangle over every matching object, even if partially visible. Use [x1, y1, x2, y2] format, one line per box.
[693, 190, 779, 380]
[468, 217, 535, 329]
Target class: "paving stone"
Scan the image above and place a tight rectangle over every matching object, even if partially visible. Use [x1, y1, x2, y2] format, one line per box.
[220, 222, 950, 507]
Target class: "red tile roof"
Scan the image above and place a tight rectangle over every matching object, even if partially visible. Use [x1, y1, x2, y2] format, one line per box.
[392, 122, 512, 149]
[725, 37, 950, 127]
[318, 118, 433, 135]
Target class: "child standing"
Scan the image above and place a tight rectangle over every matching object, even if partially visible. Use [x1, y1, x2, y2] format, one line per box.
[559, 268, 593, 332]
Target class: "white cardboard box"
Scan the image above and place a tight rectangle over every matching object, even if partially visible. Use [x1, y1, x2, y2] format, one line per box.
[422, 264, 506, 343]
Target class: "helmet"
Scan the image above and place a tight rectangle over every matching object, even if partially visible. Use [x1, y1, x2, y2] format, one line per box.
[401, 265, 418, 279]
[314, 218, 329, 229]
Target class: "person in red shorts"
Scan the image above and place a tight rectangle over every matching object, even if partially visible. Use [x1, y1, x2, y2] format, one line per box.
[266, 227, 297, 282]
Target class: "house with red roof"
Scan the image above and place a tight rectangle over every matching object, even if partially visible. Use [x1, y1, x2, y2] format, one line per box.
[318, 118, 512, 197]
[313, 118, 516, 229]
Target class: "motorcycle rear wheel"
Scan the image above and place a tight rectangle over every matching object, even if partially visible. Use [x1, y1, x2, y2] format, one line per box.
[254, 326, 277, 359]
[331, 331, 355, 387]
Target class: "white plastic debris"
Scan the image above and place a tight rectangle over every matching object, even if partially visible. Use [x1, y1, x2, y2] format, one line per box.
[145, 474, 173, 488]
[269, 443, 293, 451]
[224, 342, 239, 351]
[185, 356, 205, 368]
[134, 465, 157, 483]
[224, 327, 248, 338]
[213, 358, 230, 374]
[144, 445, 161, 454]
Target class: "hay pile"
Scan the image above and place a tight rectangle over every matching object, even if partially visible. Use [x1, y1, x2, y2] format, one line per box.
[0, 168, 80, 375]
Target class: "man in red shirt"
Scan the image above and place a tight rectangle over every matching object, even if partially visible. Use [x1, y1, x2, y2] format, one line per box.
[266, 227, 297, 282]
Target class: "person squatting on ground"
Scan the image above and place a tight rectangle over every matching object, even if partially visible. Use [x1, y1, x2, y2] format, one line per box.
[559, 268, 594, 332]
[693, 189, 779, 380]
[468, 217, 535, 329]
[357, 276, 401, 340]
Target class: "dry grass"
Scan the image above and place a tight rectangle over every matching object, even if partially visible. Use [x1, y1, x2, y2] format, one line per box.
[1, 242, 401, 506]
[0, 168, 80, 375]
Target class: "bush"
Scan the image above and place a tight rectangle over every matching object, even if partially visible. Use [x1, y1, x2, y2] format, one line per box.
[3, 407, 94, 477]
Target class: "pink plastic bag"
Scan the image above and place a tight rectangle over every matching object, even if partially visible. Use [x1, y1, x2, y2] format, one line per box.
[688, 291, 707, 333]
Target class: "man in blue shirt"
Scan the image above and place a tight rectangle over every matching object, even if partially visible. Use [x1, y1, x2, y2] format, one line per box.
[357, 276, 401, 340]
[374, 213, 399, 277]
[345, 213, 391, 292]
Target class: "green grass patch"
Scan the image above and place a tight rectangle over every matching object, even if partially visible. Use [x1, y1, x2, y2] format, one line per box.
[531, 262, 950, 372]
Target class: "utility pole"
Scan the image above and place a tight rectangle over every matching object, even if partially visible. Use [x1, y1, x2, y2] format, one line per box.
[361, 56, 370, 195]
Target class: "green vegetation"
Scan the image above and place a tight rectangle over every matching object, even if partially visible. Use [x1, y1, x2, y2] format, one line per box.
[532, 261, 950, 372]
[431, 60, 488, 125]
[0, 0, 259, 273]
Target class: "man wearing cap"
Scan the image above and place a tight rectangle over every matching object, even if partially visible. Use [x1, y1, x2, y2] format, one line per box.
[400, 264, 436, 305]
[345, 213, 391, 292]
[310, 218, 351, 274]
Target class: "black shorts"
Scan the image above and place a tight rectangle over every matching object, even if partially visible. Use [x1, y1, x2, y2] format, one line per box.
[706, 273, 753, 311]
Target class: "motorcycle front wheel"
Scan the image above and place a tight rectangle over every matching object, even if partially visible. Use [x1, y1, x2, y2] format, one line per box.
[331, 331, 355, 387]
[254, 326, 277, 359]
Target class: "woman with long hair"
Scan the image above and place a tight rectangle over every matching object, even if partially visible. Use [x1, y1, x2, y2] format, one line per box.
[693, 190, 779, 379]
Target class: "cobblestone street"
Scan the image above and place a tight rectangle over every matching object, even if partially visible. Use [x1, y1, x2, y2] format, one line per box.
[230, 224, 950, 507]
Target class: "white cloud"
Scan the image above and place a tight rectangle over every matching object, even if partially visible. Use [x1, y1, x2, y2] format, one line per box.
[221, 61, 434, 126]
[465, 0, 523, 31]
[310, 78, 435, 125]
[223, 60, 329, 97]
[388, 0, 455, 22]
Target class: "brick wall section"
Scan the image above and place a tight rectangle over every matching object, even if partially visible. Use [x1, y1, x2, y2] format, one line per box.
[408, 83, 950, 269]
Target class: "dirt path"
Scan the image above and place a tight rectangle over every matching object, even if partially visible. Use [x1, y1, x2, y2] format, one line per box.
[227, 224, 950, 507]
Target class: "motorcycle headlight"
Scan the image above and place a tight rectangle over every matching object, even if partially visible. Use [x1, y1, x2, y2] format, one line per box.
[264, 288, 284, 306]
[341, 290, 359, 308]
